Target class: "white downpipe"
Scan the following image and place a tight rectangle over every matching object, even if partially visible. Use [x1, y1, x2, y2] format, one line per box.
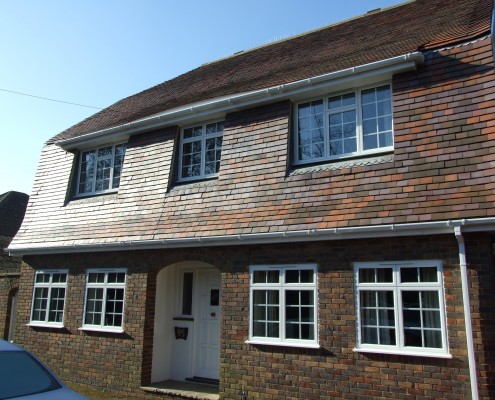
[454, 226, 479, 400]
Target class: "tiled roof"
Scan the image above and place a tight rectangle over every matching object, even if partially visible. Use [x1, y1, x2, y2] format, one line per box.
[0, 191, 29, 238]
[50, 0, 491, 144]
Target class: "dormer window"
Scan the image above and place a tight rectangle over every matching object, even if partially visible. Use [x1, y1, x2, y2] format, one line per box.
[178, 121, 223, 182]
[76, 143, 127, 196]
[294, 84, 393, 164]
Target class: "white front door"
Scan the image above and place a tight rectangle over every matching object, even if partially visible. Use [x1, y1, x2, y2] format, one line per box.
[194, 270, 221, 380]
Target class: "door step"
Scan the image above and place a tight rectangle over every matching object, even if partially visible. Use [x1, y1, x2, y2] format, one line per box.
[186, 377, 219, 386]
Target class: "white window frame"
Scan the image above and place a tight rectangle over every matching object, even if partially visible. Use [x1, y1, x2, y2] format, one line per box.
[354, 261, 451, 358]
[247, 264, 319, 348]
[81, 268, 127, 333]
[178, 120, 223, 182]
[293, 83, 393, 165]
[76, 142, 127, 197]
[29, 269, 68, 328]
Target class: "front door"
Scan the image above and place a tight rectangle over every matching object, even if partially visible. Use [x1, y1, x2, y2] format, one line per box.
[194, 270, 220, 380]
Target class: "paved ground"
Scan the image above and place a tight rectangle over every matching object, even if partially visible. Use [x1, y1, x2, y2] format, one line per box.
[68, 383, 130, 400]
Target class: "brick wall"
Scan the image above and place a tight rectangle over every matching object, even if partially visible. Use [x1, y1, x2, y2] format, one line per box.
[12, 233, 494, 399]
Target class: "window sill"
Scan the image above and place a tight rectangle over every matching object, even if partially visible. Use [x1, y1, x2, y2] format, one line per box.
[290, 152, 394, 175]
[246, 340, 320, 349]
[79, 326, 124, 334]
[353, 347, 452, 359]
[27, 322, 65, 329]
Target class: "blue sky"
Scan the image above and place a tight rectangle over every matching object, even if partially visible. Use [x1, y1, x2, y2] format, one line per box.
[0, 0, 405, 195]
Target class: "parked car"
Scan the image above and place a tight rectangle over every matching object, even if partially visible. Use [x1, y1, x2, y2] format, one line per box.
[0, 340, 89, 399]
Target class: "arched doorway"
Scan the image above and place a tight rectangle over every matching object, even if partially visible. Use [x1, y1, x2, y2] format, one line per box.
[151, 261, 221, 384]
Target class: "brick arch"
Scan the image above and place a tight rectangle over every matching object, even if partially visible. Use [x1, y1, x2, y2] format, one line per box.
[147, 247, 236, 276]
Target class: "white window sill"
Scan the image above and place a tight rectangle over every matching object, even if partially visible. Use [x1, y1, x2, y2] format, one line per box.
[79, 326, 124, 334]
[353, 347, 453, 359]
[27, 322, 65, 329]
[246, 339, 320, 349]
[74, 189, 119, 199]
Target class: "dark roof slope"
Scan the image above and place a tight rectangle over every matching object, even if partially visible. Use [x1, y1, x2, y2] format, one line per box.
[51, 0, 491, 143]
[0, 191, 29, 237]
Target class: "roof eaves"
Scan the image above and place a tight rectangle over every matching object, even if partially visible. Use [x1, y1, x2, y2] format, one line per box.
[56, 51, 424, 150]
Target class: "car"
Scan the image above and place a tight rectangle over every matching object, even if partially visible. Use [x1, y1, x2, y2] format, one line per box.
[0, 340, 89, 399]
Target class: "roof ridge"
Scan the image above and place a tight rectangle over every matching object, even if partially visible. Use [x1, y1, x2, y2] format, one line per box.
[201, 0, 416, 67]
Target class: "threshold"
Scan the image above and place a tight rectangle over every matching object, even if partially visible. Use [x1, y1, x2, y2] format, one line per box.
[141, 380, 219, 400]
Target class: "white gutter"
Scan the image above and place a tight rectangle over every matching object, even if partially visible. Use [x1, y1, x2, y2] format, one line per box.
[454, 226, 479, 400]
[7, 217, 495, 256]
[56, 52, 424, 150]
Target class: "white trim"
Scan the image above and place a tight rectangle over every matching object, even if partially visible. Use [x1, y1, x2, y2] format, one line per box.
[455, 227, 479, 400]
[177, 120, 224, 182]
[245, 340, 321, 349]
[55, 53, 423, 151]
[26, 322, 65, 329]
[82, 268, 127, 331]
[249, 264, 318, 347]
[75, 142, 127, 197]
[293, 82, 393, 165]
[30, 269, 68, 326]
[8, 217, 495, 256]
[353, 347, 453, 359]
[78, 326, 125, 334]
[354, 260, 450, 357]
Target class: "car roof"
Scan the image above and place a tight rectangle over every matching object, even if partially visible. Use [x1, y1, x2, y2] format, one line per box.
[0, 340, 24, 352]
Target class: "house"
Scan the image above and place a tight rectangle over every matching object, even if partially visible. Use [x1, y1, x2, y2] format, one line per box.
[7, 0, 495, 398]
[0, 191, 28, 342]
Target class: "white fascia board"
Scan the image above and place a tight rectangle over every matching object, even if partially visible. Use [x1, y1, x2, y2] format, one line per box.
[7, 217, 495, 256]
[56, 52, 424, 150]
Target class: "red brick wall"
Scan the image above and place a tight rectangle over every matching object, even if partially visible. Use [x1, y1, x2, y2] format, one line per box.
[14, 233, 495, 399]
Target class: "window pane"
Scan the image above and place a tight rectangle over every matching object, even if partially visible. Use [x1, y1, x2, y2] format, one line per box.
[95, 159, 111, 192]
[362, 327, 378, 344]
[97, 146, 112, 157]
[266, 322, 279, 338]
[253, 270, 279, 284]
[32, 288, 48, 321]
[329, 110, 356, 156]
[363, 134, 378, 150]
[423, 310, 441, 329]
[377, 291, 394, 307]
[421, 291, 440, 309]
[105, 288, 124, 327]
[403, 310, 421, 328]
[286, 269, 313, 284]
[378, 308, 395, 327]
[35, 274, 50, 284]
[360, 291, 376, 307]
[88, 273, 105, 283]
[85, 288, 103, 325]
[79, 150, 95, 194]
[402, 291, 420, 308]
[379, 328, 396, 345]
[298, 100, 324, 160]
[361, 88, 377, 104]
[112, 144, 126, 189]
[48, 288, 65, 323]
[400, 268, 418, 283]
[424, 330, 442, 348]
[107, 272, 125, 284]
[419, 267, 438, 282]
[253, 305, 266, 320]
[404, 328, 422, 347]
[378, 131, 393, 147]
[361, 308, 377, 325]
[182, 272, 194, 315]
